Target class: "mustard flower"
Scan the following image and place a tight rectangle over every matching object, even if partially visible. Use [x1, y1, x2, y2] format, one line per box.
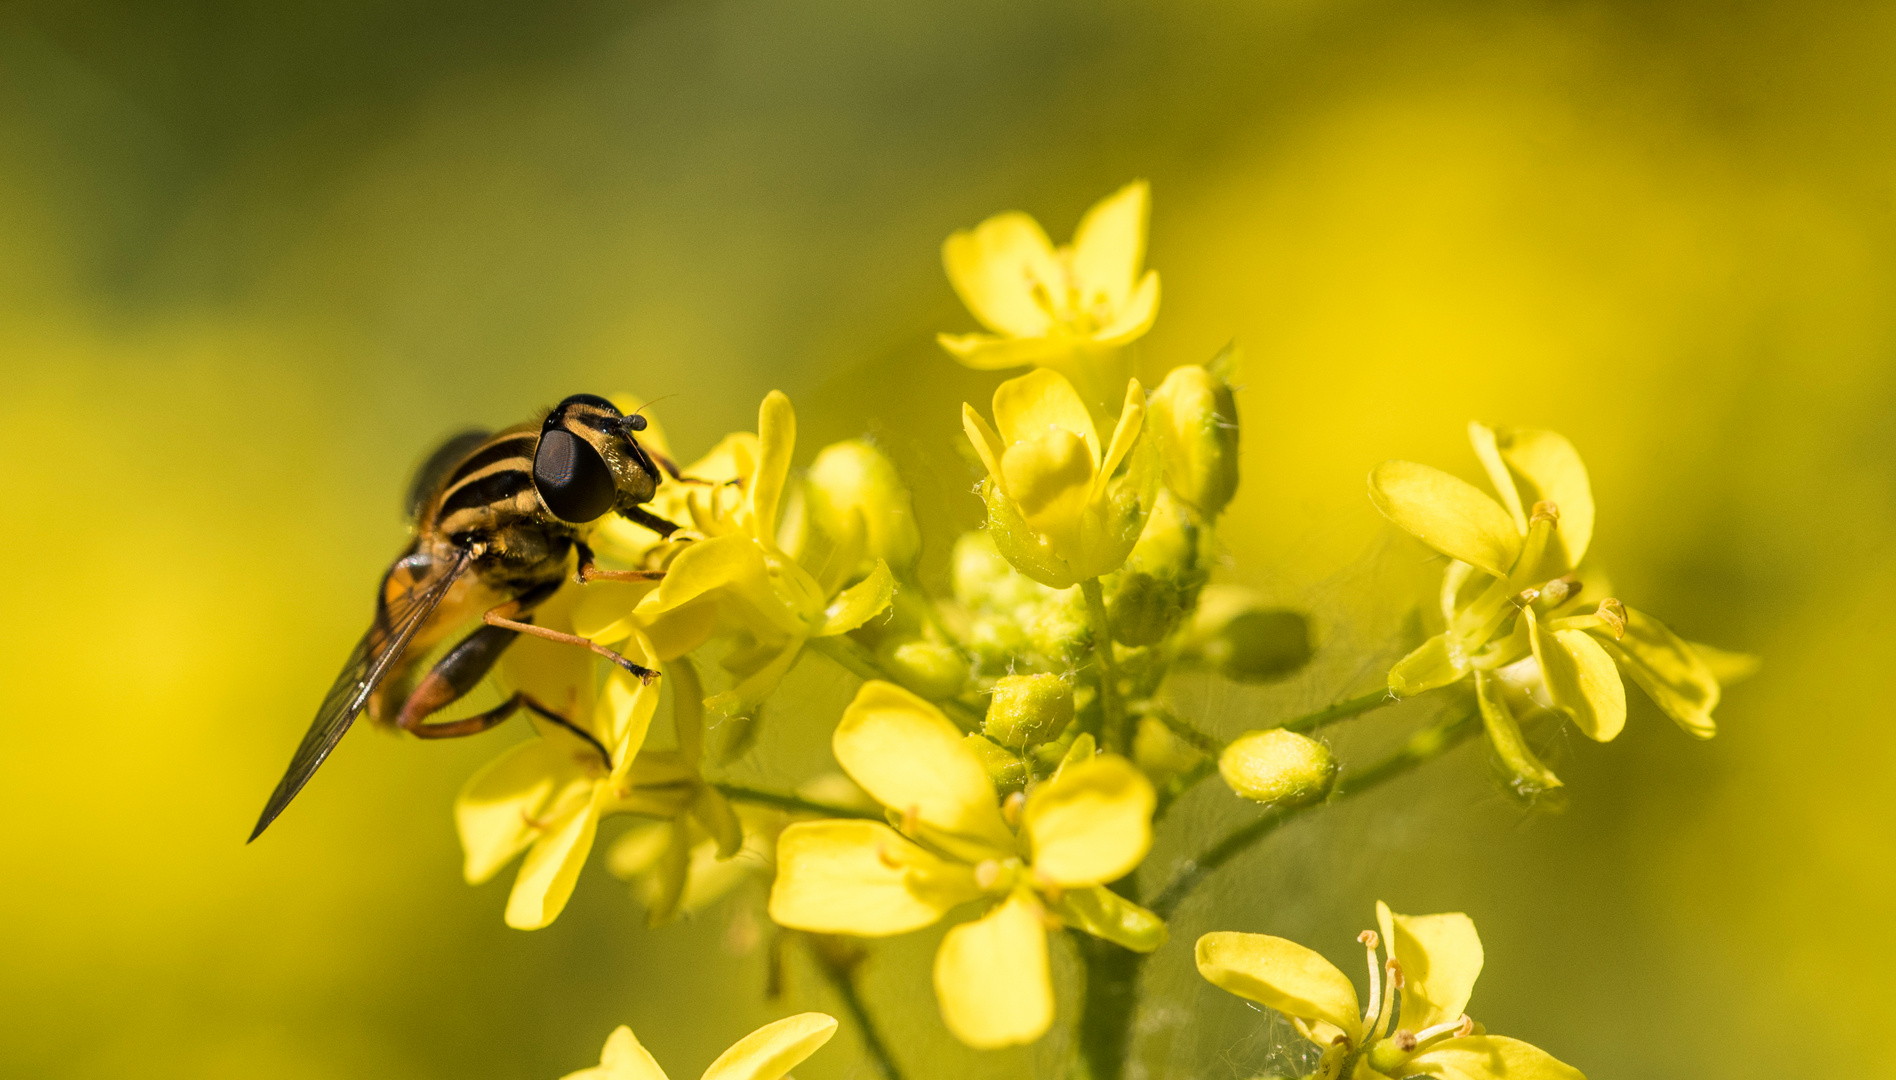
[1147, 360, 1240, 520]
[768, 680, 1165, 1048]
[633, 391, 895, 716]
[1370, 423, 1748, 793]
[938, 181, 1160, 400]
[455, 621, 664, 930]
[1196, 902, 1584, 1080]
[559, 1014, 836, 1080]
[963, 368, 1159, 589]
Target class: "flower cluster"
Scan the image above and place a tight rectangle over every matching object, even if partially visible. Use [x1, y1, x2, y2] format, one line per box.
[420, 183, 1752, 1079]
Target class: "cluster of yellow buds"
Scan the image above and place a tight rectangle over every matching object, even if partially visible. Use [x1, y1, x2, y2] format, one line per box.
[420, 181, 1753, 1080]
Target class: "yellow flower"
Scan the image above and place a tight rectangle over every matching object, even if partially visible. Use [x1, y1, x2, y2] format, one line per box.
[599, 658, 753, 926]
[963, 369, 1159, 589]
[633, 391, 895, 716]
[767, 681, 1165, 1048]
[1369, 423, 1751, 794]
[454, 619, 664, 930]
[938, 181, 1160, 403]
[1196, 902, 1584, 1080]
[559, 1014, 836, 1080]
[1146, 359, 1240, 520]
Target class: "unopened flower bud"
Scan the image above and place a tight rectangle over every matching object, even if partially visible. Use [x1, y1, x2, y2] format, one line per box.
[983, 673, 1074, 748]
[1148, 362, 1240, 518]
[876, 638, 968, 700]
[1218, 729, 1336, 806]
[1133, 716, 1206, 786]
[1189, 585, 1313, 683]
[808, 439, 921, 570]
[962, 734, 1027, 794]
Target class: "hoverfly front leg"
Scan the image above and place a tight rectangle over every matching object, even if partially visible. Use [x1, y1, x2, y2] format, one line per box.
[619, 504, 687, 539]
[572, 540, 666, 586]
[482, 596, 661, 684]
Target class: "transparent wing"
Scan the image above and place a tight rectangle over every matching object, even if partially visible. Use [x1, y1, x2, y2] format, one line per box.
[248, 547, 475, 841]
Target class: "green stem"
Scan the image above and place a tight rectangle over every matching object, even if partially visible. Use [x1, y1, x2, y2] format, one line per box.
[1145, 707, 1480, 919]
[711, 783, 883, 821]
[1079, 578, 1127, 753]
[1279, 688, 1397, 733]
[809, 943, 907, 1080]
[1071, 928, 1142, 1080]
[808, 635, 984, 730]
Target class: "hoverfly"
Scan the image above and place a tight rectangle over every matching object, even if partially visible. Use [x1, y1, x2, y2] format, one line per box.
[249, 394, 687, 842]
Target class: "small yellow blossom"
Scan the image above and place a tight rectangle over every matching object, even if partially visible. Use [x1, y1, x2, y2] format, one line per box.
[938, 181, 1160, 403]
[768, 681, 1164, 1048]
[559, 1014, 836, 1080]
[1370, 423, 1751, 794]
[455, 618, 664, 930]
[1147, 360, 1240, 520]
[633, 391, 895, 717]
[1196, 902, 1584, 1080]
[963, 369, 1159, 588]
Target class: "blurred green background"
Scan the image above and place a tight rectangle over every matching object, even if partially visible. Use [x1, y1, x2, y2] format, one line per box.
[2, 1, 1890, 1076]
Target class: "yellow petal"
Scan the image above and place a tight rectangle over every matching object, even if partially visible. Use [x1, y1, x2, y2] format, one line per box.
[1375, 901, 1484, 1034]
[1590, 607, 1720, 738]
[1689, 641, 1761, 686]
[1194, 931, 1361, 1037]
[748, 391, 797, 546]
[934, 894, 1054, 1048]
[637, 534, 761, 616]
[814, 559, 895, 637]
[702, 638, 804, 719]
[1093, 270, 1159, 346]
[559, 1025, 669, 1080]
[832, 681, 1015, 851]
[1069, 180, 1148, 311]
[993, 368, 1101, 465]
[942, 211, 1062, 338]
[505, 781, 610, 930]
[1526, 609, 1626, 742]
[1093, 378, 1147, 503]
[605, 821, 672, 878]
[768, 820, 976, 935]
[699, 1013, 838, 1080]
[1494, 427, 1594, 574]
[938, 332, 1076, 370]
[1408, 1036, 1587, 1080]
[1368, 461, 1522, 577]
[1475, 671, 1563, 797]
[1023, 753, 1154, 886]
[962, 403, 1007, 480]
[1046, 885, 1167, 952]
[456, 734, 595, 885]
[1467, 422, 1526, 530]
[1388, 634, 1467, 697]
[599, 635, 663, 767]
[1002, 428, 1096, 523]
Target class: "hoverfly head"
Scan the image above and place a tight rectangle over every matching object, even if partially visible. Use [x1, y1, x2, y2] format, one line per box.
[534, 394, 659, 523]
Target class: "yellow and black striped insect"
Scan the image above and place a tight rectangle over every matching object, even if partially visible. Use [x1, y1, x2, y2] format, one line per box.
[249, 394, 686, 842]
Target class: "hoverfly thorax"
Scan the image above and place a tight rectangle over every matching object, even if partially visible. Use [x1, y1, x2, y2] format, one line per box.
[533, 394, 662, 524]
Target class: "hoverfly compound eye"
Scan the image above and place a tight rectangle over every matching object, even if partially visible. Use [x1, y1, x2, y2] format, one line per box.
[532, 428, 616, 522]
[625, 414, 648, 432]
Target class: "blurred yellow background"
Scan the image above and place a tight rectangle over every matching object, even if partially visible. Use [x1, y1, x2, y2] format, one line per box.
[1, 1, 1889, 1077]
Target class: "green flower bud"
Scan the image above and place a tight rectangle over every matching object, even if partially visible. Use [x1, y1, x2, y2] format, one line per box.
[1218, 729, 1336, 806]
[1132, 716, 1206, 785]
[1190, 585, 1313, 683]
[1024, 589, 1089, 659]
[808, 439, 921, 570]
[962, 734, 1028, 793]
[876, 638, 968, 700]
[983, 673, 1075, 748]
[952, 530, 1040, 611]
[1148, 361, 1239, 519]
